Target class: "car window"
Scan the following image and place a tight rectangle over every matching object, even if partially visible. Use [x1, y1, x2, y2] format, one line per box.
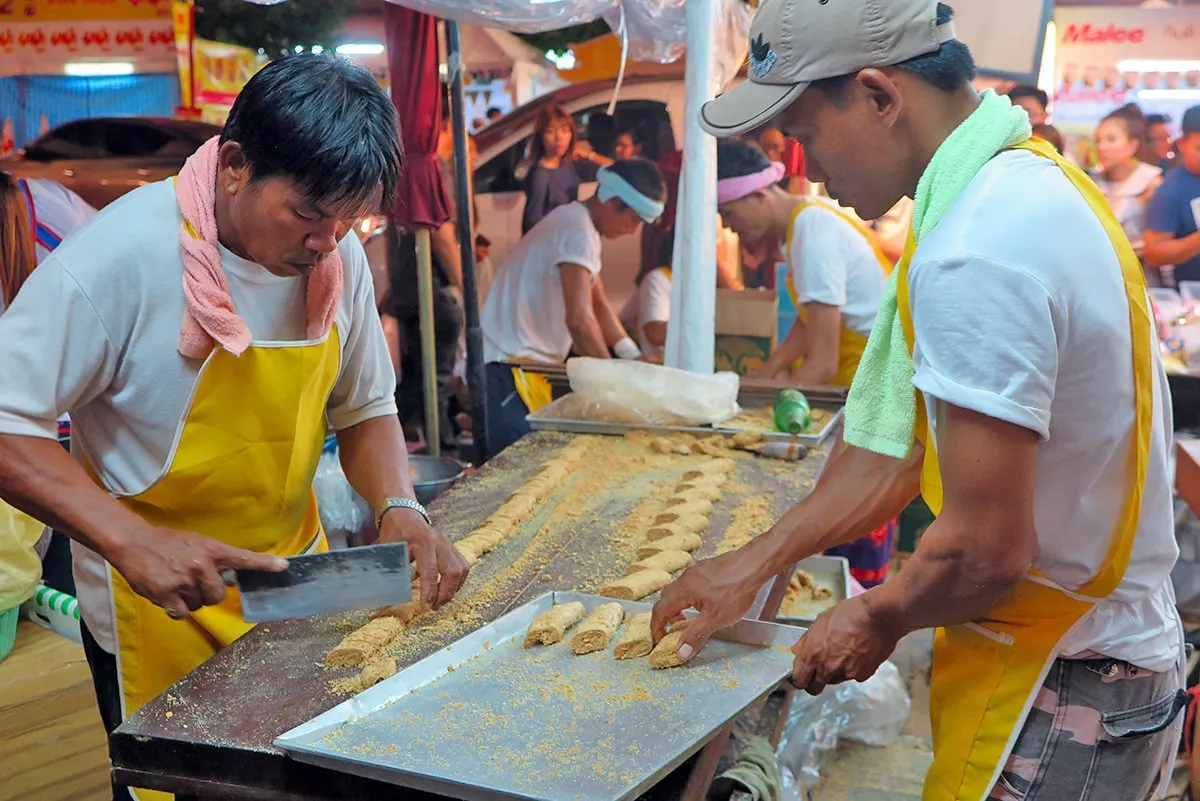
[473, 97, 676, 195]
[473, 137, 527, 195]
[576, 100, 674, 162]
[21, 120, 108, 162]
[103, 123, 177, 158]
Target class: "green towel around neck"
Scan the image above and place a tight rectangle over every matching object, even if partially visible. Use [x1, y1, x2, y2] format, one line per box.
[843, 90, 1032, 459]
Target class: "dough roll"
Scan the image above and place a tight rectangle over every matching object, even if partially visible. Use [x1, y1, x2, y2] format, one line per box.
[668, 484, 723, 504]
[600, 568, 673, 600]
[327, 617, 404, 668]
[637, 532, 703, 559]
[613, 612, 654, 660]
[655, 499, 714, 523]
[647, 516, 709, 539]
[523, 601, 587, 647]
[626, 549, 692, 576]
[358, 657, 398, 690]
[649, 630, 689, 669]
[568, 602, 626, 655]
[683, 458, 735, 481]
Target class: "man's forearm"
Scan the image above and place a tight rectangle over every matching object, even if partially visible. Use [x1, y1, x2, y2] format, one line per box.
[430, 223, 464, 293]
[336, 414, 418, 512]
[1145, 231, 1200, 268]
[0, 433, 150, 560]
[763, 326, 806, 377]
[567, 315, 612, 359]
[592, 285, 630, 348]
[863, 513, 1029, 635]
[740, 442, 922, 584]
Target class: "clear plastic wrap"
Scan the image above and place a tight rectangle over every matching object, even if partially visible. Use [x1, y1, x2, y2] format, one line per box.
[240, 0, 752, 89]
[312, 445, 372, 540]
[775, 660, 912, 790]
[564, 357, 740, 426]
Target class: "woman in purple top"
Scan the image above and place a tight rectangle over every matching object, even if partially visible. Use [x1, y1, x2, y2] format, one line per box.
[521, 105, 582, 234]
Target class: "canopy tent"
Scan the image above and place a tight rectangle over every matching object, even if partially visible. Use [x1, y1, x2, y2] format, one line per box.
[241, 0, 753, 385]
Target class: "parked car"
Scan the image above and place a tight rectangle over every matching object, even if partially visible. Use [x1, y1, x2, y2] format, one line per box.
[3, 117, 222, 209]
[472, 75, 691, 323]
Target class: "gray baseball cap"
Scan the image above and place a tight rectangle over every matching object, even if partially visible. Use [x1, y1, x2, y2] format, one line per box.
[701, 0, 957, 137]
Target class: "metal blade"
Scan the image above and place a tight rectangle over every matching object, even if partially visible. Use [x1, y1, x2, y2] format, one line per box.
[237, 543, 412, 623]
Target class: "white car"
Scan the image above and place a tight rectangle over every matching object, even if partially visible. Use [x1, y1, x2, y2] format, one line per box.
[472, 74, 696, 324]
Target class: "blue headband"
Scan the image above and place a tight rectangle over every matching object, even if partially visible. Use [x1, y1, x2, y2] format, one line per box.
[596, 167, 665, 224]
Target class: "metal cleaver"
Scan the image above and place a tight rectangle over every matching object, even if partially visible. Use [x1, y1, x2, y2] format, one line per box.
[237, 543, 412, 623]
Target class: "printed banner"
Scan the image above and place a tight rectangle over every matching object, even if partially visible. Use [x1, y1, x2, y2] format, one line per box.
[0, 18, 172, 58]
[0, 0, 171, 23]
[192, 36, 260, 108]
[171, 0, 190, 108]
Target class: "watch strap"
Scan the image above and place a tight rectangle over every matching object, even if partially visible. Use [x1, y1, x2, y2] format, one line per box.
[376, 497, 431, 530]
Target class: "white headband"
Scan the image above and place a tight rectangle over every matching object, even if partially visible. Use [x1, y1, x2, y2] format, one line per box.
[596, 167, 665, 224]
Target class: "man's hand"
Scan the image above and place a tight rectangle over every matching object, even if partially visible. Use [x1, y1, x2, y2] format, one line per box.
[378, 509, 469, 610]
[106, 528, 288, 620]
[789, 593, 905, 695]
[651, 549, 772, 663]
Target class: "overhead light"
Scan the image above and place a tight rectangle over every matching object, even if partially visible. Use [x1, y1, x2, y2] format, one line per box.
[335, 43, 384, 56]
[1118, 59, 1200, 73]
[1139, 89, 1200, 101]
[64, 61, 134, 76]
[311, 45, 324, 55]
[545, 48, 576, 70]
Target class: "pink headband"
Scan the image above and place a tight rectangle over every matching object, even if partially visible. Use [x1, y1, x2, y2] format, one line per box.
[717, 162, 786, 205]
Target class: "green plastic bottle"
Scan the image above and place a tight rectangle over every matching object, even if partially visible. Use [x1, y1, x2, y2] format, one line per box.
[773, 390, 811, 434]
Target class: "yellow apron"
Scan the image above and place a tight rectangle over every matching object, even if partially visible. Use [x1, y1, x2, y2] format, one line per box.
[511, 365, 554, 414]
[783, 200, 892, 387]
[896, 139, 1153, 801]
[0, 501, 46, 611]
[94, 326, 339, 800]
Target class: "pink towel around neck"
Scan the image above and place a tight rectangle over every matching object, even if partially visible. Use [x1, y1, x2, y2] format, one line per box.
[175, 136, 343, 359]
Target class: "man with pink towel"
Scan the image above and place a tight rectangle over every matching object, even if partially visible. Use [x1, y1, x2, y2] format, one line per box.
[0, 55, 467, 801]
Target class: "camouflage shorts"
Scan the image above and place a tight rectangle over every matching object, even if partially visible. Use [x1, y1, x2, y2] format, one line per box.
[987, 655, 1187, 800]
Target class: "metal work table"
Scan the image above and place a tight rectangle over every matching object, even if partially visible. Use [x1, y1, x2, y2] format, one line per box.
[110, 431, 829, 799]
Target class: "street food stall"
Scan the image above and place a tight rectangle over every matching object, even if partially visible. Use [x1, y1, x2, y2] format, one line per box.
[110, 360, 846, 799]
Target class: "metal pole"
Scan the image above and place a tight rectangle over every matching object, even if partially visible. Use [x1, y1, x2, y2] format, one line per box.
[664, 0, 719, 373]
[445, 20, 490, 462]
[414, 228, 440, 455]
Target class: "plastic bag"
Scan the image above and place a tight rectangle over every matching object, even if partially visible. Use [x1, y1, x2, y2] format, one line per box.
[775, 660, 912, 790]
[565, 357, 740, 426]
[312, 445, 371, 539]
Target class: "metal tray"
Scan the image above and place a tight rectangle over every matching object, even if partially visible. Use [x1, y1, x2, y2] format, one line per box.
[276, 592, 803, 801]
[527, 395, 843, 447]
[774, 555, 852, 626]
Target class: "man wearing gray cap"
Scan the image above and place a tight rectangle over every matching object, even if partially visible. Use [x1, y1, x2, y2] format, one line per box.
[654, 1, 1184, 799]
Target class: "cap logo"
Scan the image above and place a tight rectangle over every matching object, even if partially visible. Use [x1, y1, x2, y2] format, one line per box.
[749, 33, 777, 80]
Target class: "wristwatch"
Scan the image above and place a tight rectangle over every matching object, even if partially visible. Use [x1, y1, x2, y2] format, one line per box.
[375, 497, 431, 530]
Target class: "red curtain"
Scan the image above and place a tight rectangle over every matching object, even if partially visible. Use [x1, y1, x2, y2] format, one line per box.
[384, 4, 451, 230]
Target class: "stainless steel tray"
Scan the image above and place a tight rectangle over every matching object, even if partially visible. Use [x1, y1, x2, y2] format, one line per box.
[276, 592, 803, 801]
[527, 395, 843, 447]
[774, 555, 852, 625]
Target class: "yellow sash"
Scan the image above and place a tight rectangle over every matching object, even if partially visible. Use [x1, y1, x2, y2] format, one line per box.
[783, 200, 892, 386]
[899, 139, 1153, 801]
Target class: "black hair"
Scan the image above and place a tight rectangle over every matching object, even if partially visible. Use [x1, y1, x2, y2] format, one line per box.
[1007, 84, 1049, 110]
[1146, 113, 1171, 128]
[716, 138, 773, 181]
[486, 107, 503, 117]
[617, 128, 639, 143]
[606, 158, 666, 203]
[811, 3, 976, 102]
[220, 54, 403, 212]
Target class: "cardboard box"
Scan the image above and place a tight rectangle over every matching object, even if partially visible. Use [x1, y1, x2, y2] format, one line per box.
[714, 288, 778, 375]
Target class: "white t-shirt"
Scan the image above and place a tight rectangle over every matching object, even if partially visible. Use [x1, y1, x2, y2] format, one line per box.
[1091, 161, 1162, 248]
[910, 148, 1181, 673]
[637, 267, 672, 360]
[482, 201, 602, 363]
[788, 198, 886, 338]
[0, 179, 397, 653]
